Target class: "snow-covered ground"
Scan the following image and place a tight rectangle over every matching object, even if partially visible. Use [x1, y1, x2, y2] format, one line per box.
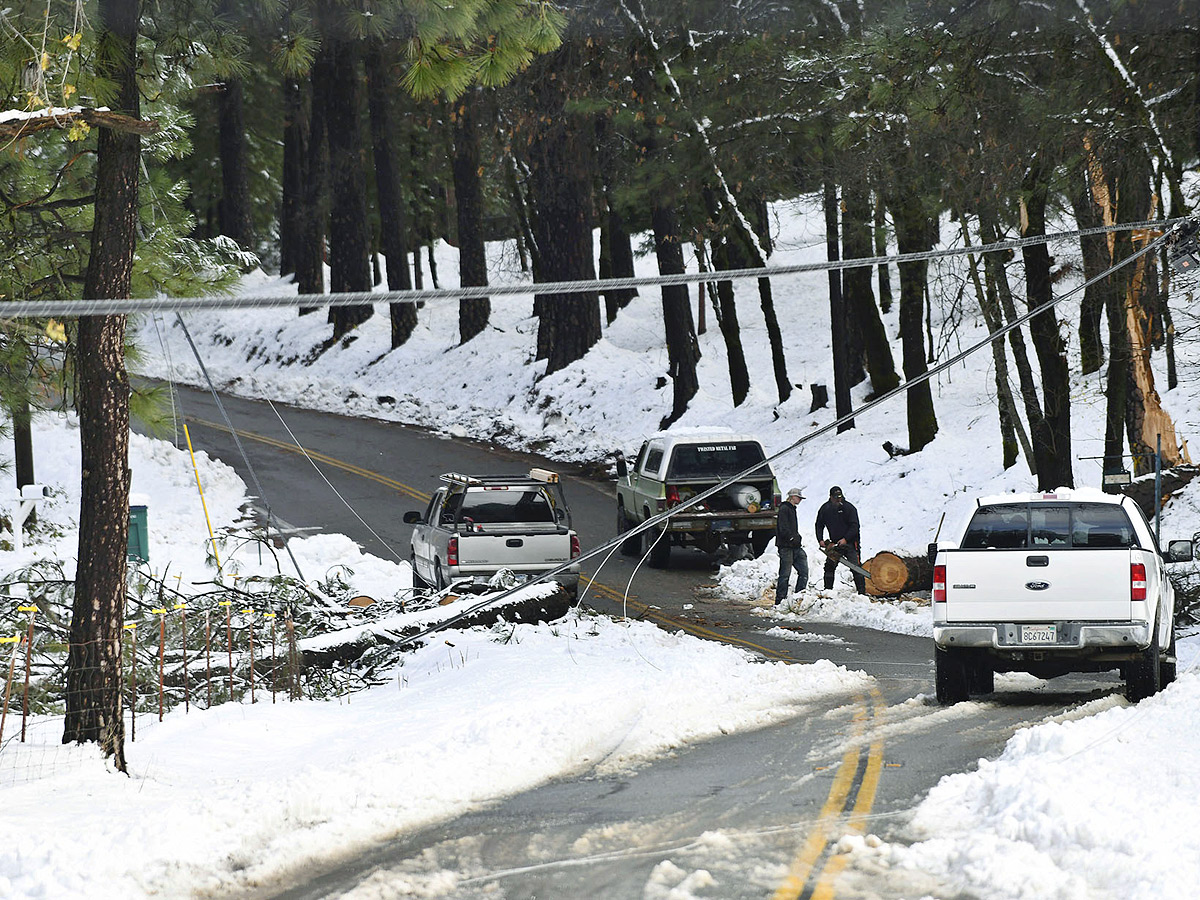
[2, 193, 1200, 898]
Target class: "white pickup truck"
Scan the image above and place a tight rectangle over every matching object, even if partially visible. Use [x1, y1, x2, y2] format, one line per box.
[930, 488, 1192, 704]
[403, 469, 580, 597]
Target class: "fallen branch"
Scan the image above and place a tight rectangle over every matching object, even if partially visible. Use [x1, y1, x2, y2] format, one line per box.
[0, 107, 158, 141]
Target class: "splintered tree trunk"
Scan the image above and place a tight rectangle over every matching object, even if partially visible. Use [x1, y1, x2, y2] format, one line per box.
[65, 0, 139, 772]
[1020, 164, 1073, 490]
[452, 88, 490, 344]
[891, 196, 938, 452]
[324, 37, 373, 339]
[844, 185, 898, 396]
[363, 40, 415, 348]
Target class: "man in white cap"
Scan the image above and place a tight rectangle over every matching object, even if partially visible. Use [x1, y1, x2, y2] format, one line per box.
[774, 487, 808, 605]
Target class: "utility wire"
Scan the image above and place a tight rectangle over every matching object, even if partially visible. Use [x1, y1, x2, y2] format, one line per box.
[391, 224, 1174, 649]
[173, 313, 307, 582]
[0, 218, 1186, 319]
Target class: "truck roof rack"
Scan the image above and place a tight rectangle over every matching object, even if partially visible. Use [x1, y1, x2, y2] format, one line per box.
[440, 469, 561, 487]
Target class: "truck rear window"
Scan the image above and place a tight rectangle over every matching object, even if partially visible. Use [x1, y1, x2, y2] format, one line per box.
[667, 443, 771, 479]
[459, 488, 559, 525]
[961, 503, 1137, 549]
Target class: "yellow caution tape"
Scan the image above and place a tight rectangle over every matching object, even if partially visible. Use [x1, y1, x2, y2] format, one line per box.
[151, 608, 167, 615]
[124, 623, 137, 630]
[241, 608, 254, 615]
[174, 603, 186, 610]
[264, 613, 276, 619]
[0, 636, 21, 644]
[17, 605, 37, 613]
[218, 600, 232, 607]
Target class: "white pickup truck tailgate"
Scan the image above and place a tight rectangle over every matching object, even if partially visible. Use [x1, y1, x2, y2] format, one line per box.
[457, 530, 572, 572]
[943, 549, 1132, 621]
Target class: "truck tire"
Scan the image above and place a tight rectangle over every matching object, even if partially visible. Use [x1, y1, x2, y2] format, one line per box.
[647, 526, 671, 569]
[750, 531, 773, 559]
[935, 648, 970, 705]
[968, 658, 994, 696]
[617, 505, 640, 557]
[435, 561, 448, 592]
[1161, 632, 1177, 688]
[1126, 632, 1162, 702]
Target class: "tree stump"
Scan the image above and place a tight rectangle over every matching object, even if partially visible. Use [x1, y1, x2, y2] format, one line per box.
[864, 551, 933, 596]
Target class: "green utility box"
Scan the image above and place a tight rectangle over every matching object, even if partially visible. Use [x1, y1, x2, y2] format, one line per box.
[128, 505, 149, 563]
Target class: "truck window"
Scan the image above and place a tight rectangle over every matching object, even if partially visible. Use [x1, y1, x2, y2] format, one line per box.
[962, 502, 1138, 549]
[643, 447, 665, 476]
[666, 442, 769, 479]
[461, 488, 557, 525]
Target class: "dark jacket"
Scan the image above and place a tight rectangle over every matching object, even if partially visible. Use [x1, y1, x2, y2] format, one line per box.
[776, 500, 803, 548]
[815, 499, 860, 546]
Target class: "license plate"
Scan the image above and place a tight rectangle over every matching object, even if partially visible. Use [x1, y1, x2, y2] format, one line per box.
[1020, 624, 1056, 644]
[711, 520, 733, 532]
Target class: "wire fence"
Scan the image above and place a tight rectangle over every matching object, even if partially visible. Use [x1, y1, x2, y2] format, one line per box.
[0, 556, 400, 787]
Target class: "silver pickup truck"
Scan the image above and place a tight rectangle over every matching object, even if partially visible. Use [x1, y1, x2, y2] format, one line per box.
[931, 488, 1192, 704]
[404, 469, 580, 597]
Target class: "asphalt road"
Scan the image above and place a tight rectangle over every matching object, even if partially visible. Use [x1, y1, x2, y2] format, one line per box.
[149, 383, 1121, 899]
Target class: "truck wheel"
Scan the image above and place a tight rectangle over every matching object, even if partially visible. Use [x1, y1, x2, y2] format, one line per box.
[750, 531, 773, 559]
[1126, 632, 1162, 702]
[1161, 632, 1177, 688]
[968, 658, 994, 696]
[617, 506, 640, 557]
[434, 561, 448, 592]
[935, 648, 970, 705]
[647, 527, 671, 568]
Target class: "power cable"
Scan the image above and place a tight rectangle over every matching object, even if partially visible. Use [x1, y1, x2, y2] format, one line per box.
[389, 221, 1176, 649]
[172, 313, 307, 582]
[0, 218, 1186, 318]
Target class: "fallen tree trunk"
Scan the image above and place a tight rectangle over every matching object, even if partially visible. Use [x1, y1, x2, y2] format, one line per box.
[863, 551, 933, 596]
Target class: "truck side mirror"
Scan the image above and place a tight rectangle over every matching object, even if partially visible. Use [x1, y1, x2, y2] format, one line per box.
[1166, 539, 1194, 562]
[403, 511, 422, 525]
[615, 453, 628, 479]
[927, 542, 939, 564]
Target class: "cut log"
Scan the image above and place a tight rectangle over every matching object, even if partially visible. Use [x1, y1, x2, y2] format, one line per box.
[863, 551, 933, 596]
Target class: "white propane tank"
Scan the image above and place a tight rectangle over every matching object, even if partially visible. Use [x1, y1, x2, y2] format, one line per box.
[730, 484, 762, 512]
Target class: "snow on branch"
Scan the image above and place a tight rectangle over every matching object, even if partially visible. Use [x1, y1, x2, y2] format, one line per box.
[0, 106, 158, 141]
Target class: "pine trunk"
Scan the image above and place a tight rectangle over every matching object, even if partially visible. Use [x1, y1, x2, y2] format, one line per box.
[596, 113, 635, 323]
[1069, 176, 1108, 376]
[363, 41, 416, 348]
[64, 0, 140, 772]
[653, 202, 700, 429]
[843, 185, 898, 396]
[1020, 165, 1073, 489]
[452, 89, 490, 344]
[298, 51, 329, 302]
[709, 229, 751, 408]
[891, 197, 938, 452]
[824, 179, 854, 431]
[279, 75, 307, 281]
[217, 76, 252, 249]
[324, 37, 373, 338]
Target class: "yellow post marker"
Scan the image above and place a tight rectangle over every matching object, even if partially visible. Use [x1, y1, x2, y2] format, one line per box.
[242, 609, 256, 704]
[123, 623, 138, 741]
[183, 423, 221, 567]
[0, 635, 22, 748]
[17, 605, 36, 742]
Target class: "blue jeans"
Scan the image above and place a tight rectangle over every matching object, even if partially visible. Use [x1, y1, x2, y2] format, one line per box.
[775, 546, 808, 604]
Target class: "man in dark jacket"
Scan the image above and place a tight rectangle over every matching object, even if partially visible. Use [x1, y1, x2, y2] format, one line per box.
[774, 487, 808, 605]
[815, 486, 866, 594]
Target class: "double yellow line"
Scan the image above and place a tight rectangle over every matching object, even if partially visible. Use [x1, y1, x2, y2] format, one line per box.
[773, 687, 887, 900]
[184, 416, 431, 504]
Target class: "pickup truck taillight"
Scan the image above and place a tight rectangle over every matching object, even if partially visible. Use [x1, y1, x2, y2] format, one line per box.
[570, 535, 581, 559]
[933, 565, 946, 603]
[666, 485, 681, 507]
[447, 536, 459, 567]
[1131, 563, 1147, 601]
[772, 493, 781, 509]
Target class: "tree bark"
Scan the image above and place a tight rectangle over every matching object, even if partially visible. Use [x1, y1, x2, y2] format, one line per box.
[743, 199, 790, 405]
[323, 36, 373, 338]
[279, 75, 307, 281]
[13, 392, 35, 525]
[452, 88, 490, 344]
[1020, 163, 1073, 489]
[824, 179, 854, 431]
[890, 196, 938, 452]
[363, 40, 416, 348]
[844, 184, 898, 396]
[702, 185, 751, 407]
[64, 0, 140, 772]
[1069, 175, 1108, 376]
[653, 202, 700, 428]
[874, 192, 893, 314]
[298, 51, 329, 302]
[596, 112, 635, 323]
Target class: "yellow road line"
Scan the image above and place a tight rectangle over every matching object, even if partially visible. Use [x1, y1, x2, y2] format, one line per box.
[184, 416, 431, 503]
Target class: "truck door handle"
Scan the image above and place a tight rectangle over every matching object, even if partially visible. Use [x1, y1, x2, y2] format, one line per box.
[1026, 555, 1049, 567]
[506, 539, 524, 548]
